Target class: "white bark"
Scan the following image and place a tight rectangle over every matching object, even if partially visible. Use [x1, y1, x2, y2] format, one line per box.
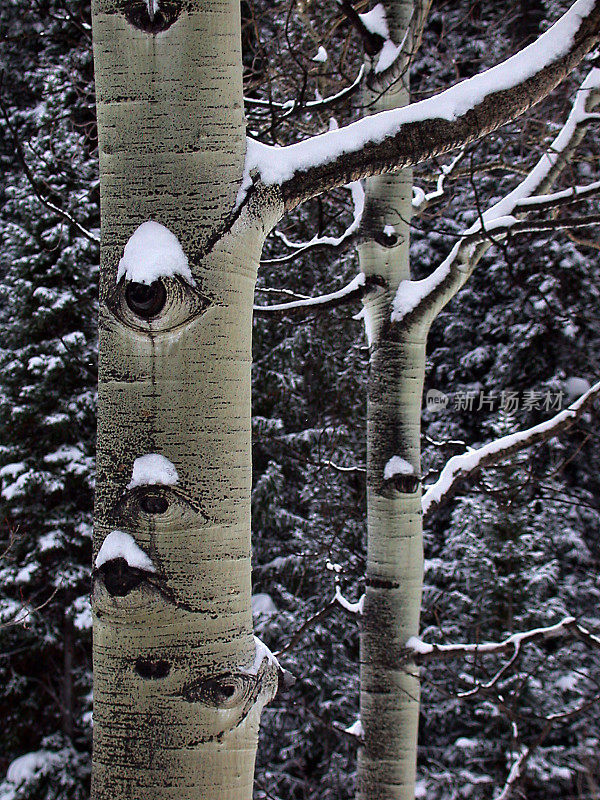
[89, 3, 600, 798]
[357, 4, 424, 799]
[91, 2, 280, 798]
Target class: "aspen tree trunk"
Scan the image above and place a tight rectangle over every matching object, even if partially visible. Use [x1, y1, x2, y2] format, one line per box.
[358, 3, 425, 798]
[91, 2, 279, 798]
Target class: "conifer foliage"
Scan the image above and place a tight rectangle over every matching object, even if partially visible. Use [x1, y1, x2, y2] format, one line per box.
[1, 0, 600, 798]
[0, 0, 98, 795]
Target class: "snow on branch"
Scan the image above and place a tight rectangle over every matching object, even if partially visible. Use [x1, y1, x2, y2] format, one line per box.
[392, 66, 600, 325]
[241, 1, 600, 211]
[412, 148, 467, 212]
[243, 65, 366, 115]
[263, 181, 365, 265]
[253, 273, 385, 316]
[334, 584, 364, 614]
[495, 743, 531, 800]
[513, 177, 600, 211]
[422, 379, 600, 518]
[406, 616, 600, 664]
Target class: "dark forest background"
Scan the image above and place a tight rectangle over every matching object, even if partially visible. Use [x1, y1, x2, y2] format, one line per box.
[1, 1, 599, 797]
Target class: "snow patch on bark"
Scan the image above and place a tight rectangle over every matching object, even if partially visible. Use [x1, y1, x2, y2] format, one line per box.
[242, 636, 281, 675]
[127, 453, 178, 489]
[375, 39, 402, 73]
[345, 717, 364, 737]
[359, 5, 389, 39]
[117, 221, 193, 285]
[384, 456, 415, 479]
[95, 531, 155, 572]
[312, 46, 328, 62]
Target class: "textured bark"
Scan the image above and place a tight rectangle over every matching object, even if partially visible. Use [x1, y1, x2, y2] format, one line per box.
[89, 3, 600, 798]
[91, 2, 280, 798]
[357, 3, 425, 798]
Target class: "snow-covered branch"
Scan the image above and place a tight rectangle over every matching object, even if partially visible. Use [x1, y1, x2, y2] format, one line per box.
[243, 66, 366, 116]
[253, 273, 385, 315]
[422, 379, 600, 518]
[514, 177, 600, 211]
[262, 181, 364, 265]
[241, 1, 600, 211]
[412, 148, 467, 212]
[391, 66, 600, 326]
[406, 616, 600, 664]
[334, 584, 364, 614]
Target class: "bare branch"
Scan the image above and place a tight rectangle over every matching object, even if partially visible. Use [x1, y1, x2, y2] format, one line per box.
[422, 379, 600, 518]
[262, 180, 364, 265]
[274, 600, 337, 657]
[242, 1, 600, 211]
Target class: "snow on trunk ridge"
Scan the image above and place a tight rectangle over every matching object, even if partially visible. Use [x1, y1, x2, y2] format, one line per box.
[95, 530, 155, 572]
[127, 453, 178, 489]
[384, 456, 415, 479]
[241, 636, 281, 675]
[117, 221, 193, 285]
[359, 4, 389, 38]
[146, 0, 159, 20]
[345, 718, 364, 737]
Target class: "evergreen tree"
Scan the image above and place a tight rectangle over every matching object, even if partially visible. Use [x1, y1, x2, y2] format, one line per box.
[0, 0, 98, 795]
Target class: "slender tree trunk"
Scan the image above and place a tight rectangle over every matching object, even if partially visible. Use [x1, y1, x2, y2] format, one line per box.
[357, 2, 425, 798]
[91, 2, 279, 797]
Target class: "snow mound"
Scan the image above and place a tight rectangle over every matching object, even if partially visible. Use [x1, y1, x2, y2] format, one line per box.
[95, 531, 155, 572]
[117, 221, 193, 285]
[384, 456, 415, 479]
[127, 454, 178, 489]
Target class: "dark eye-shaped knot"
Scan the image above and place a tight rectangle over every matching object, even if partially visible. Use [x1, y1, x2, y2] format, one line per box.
[181, 672, 257, 709]
[115, 484, 209, 526]
[125, 281, 167, 319]
[106, 276, 212, 334]
[124, 0, 180, 33]
[138, 491, 170, 515]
